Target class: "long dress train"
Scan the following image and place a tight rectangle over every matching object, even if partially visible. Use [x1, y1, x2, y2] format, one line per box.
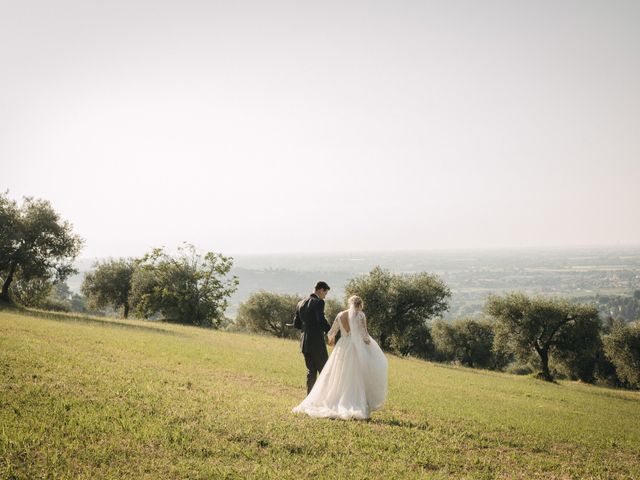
[292, 308, 388, 420]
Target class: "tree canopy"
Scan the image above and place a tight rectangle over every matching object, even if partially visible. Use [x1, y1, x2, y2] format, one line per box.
[130, 244, 238, 327]
[345, 266, 451, 355]
[431, 318, 496, 368]
[82, 258, 137, 318]
[236, 291, 301, 338]
[0, 192, 83, 303]
[486, 292, 601, 381]
[603, 321, 640, 388]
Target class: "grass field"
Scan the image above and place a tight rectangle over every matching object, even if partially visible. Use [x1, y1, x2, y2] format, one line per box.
[1, 307, 639, 479]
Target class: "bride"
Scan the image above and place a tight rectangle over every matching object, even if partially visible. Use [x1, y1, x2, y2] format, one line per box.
[292, 295, 388, 420]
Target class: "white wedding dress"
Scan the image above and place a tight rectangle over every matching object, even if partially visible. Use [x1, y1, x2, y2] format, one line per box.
[292, 308, 388, 420]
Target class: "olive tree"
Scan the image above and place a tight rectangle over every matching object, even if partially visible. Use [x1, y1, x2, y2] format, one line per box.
[236, 291, 301, 338]
[82, 258, 137, 318]
[486, 292, 600, 381]
[431, 318, 495, 368]
[0, 193, 83, 303]
[345, 266, 450, 355]
[130, 244, 238, 327]
[324, 298, 345, 324]
[603, 321, 640, 389]
[551, 311, 603, 382]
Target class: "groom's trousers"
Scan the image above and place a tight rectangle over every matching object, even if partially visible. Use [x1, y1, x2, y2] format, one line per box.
[304, 348, 328, 394]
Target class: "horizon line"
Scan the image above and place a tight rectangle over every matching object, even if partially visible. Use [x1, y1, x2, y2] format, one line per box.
[76, 243, 640, 260]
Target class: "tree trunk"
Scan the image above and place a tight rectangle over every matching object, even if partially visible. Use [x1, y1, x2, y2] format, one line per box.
[123, 303, 130, 319]
[0, 262, 17, 303]
[536, 345, 553, 381]
[379, 333, 388, 350]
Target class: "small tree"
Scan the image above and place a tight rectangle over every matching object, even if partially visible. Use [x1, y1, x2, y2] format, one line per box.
[432, 318, 495, 368]
[82, 258, 136, 318]
[236, 291, 301, 338]
[10, 278, 77, 312]
[390, 323, 435, 359]
[486, 292, 600, 381]
[130, 244, 238, 327]
[603, 321, 640, 389]
[0, 193, 83, 303]
[345, 266, 450, 354]
[551, 312, 603, 382]
[10, 277, 55, 308]
[324, 298, 345, 324]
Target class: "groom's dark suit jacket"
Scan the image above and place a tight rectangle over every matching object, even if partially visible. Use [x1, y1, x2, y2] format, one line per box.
[293, 293, 331, 354]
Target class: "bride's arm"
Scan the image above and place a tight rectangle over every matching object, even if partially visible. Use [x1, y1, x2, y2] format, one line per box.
[359, 312, 371, 344]
[327, 314, 340, 344]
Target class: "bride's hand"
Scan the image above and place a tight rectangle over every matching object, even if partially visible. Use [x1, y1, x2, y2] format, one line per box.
[328, 336, 335, 346]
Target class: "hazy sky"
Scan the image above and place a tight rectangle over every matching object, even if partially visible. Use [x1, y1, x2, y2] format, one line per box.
[2, 0, 639, 258]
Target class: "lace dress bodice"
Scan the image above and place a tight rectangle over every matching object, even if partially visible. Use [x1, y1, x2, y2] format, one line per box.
[328, 310, 371, 344]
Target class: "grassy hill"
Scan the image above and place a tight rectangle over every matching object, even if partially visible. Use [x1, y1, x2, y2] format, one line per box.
[1, 308, 639, 479]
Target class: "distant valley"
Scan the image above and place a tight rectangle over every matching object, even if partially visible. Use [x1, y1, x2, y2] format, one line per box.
[68, 245, 640, 320]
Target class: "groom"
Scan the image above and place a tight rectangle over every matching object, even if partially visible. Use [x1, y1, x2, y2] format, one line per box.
[293, 281, 332, 394]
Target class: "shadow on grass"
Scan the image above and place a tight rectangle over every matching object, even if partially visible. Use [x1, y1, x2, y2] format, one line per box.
[0, 302, 186, 337]
[368, 416, 429, 430]
[426, 359, 567, 386]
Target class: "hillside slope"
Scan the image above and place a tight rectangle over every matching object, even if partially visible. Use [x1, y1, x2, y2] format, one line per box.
[1, 309, 639, 479]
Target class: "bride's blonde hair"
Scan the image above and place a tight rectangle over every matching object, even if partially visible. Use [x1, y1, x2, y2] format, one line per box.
[348, 295, 364, 310]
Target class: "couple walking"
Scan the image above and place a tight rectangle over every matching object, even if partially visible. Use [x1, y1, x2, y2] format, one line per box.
[291, 281, 388, 420]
